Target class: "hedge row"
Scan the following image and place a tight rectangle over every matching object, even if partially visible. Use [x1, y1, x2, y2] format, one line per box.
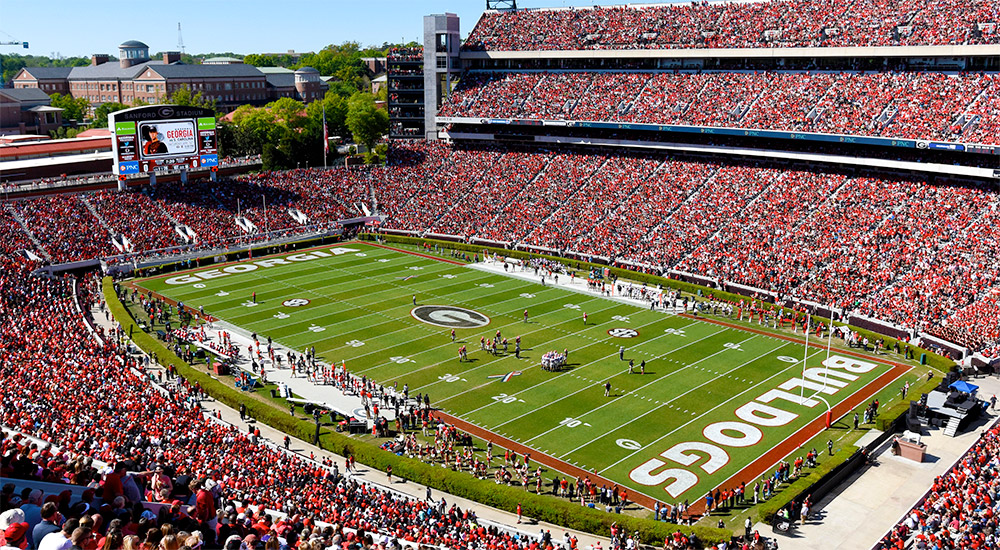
[876, 375, 941, 432]
[362, 233, 956, 372]
[103, 277, 729, 547]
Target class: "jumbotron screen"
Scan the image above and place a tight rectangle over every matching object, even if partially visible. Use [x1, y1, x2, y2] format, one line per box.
[110, 105, 218, 175]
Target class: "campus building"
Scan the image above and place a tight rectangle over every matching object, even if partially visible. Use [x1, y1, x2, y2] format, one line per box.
[12, 40, 328, 116]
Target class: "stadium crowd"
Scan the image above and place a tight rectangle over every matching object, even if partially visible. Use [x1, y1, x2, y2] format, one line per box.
[379, 142, 1000, 356]
[462, 0, 999, 51]
[0, 169, 382, 265]
[2, 141, 999, 356]
[0, 258, 603, 550]
[876, 420, 1000, 549]
[438, 71, 1000, 144]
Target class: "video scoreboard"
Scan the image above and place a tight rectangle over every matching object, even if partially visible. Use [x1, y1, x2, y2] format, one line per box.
[110, 105, 218, 175]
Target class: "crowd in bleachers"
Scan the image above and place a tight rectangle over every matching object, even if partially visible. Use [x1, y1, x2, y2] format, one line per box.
[0, 169, 382, 264]
[876, 420, 1000, 550]
[0, 258, 589, 550]
[438, 71, 1000, 144]
[89, 190, 186, 254]
[2, 139, 999, 356]
[15, 195, 116, 264]
[462, 0, 999, 51]
[376, 142, 1000, 355]
[0, 206, 40, 260]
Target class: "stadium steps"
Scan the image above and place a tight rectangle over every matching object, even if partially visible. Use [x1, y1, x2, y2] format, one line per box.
[7, 203, 52, 262]
[791, 183, 912, 296]
[788, 174, 851, 234]
[79, 195, 115, 236]
[951, 85, 993, 140]
[943, 417, 961, 437]
[675, 170, 787, 267]
[635, 165, 721, 261]
[426, 150, 505, 236]
[456, 71, 491, 107]
[564, 74, 601, 119]
[518, 72, 550, 117]
[681, 78, 715, 119]
[875, 103, 900, 133]
[516, 156, 611, 245]
[618, 73, 655, 118]
[580, 157, 676, 258]
[141, 189, 194, 246]
[450, 153, 548, 238]
[564, 156, 670, 253]
[735, 88, 766, 122]
[476, 154, 555, 244]
[873, 192, 1000, 311]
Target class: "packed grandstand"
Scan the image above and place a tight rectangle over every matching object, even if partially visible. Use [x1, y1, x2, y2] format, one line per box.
[3, 1, 1000, 549]
[2, 143, 998, 357]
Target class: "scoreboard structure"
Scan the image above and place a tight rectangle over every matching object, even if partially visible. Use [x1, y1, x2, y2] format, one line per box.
[110, 105, 218, 176]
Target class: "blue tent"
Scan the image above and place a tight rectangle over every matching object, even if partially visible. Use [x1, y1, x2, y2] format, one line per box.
[949, 380, 979, 394]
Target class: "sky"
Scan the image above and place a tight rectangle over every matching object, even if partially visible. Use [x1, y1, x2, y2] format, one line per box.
[0, 0, 662, 59]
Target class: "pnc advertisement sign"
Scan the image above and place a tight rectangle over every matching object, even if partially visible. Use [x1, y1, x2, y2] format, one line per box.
[110, 105, 218, 175]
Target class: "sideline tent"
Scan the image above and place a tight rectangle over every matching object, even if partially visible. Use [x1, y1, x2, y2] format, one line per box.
[949, 380, 979, 394]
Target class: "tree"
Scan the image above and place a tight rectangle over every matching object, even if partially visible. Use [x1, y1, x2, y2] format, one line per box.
[48, 93, 89, 123]
[243, 53, 278, 67]
[167, 86, 217, 113]
[91, 102, 128, 129]
[268, 97, 306, 130]
[345, 92, 387, 154]
[49, 126, 82, 139]
[305, 91, 348, 141]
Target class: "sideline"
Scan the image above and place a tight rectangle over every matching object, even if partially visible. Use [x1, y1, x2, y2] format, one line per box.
[123, 240, 921, 522]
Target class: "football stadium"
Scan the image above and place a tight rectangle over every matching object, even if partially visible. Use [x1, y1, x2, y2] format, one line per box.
[2, 2, 1000, 550]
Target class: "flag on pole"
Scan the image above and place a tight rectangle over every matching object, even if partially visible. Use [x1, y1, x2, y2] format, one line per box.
[322, 105, 329, 155]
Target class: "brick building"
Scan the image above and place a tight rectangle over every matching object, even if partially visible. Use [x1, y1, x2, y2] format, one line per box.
[12, 40, 326, 113]
[0, 88, 62, 136]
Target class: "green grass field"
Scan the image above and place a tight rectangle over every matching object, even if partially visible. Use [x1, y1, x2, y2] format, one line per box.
[136, 241, 907, 509]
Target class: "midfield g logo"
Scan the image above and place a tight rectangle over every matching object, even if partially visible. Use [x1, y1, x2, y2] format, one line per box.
[411, 305, 490, 328]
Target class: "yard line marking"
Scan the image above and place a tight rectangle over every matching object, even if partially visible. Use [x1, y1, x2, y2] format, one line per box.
[424, 311, 692, 396]
[341, 289, 615, 368]
[475, 322, 730, 426]
[378, 300, 629, 385]
[520, 332, 765, 448]
[597, 347, 827, 474]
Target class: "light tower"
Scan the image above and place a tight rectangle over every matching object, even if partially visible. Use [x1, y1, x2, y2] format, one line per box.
[486, 0, 517, 9]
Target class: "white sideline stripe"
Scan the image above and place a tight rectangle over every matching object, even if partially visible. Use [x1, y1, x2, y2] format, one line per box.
[698, 361, 914, 508]
[199, 247, 438, 299]
[209, 252, 483, 317]
[290, 256, 626, 350]
[228, 256, 551, 351]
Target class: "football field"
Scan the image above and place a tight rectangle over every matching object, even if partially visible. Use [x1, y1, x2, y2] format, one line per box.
[136, 241, 908, 508]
